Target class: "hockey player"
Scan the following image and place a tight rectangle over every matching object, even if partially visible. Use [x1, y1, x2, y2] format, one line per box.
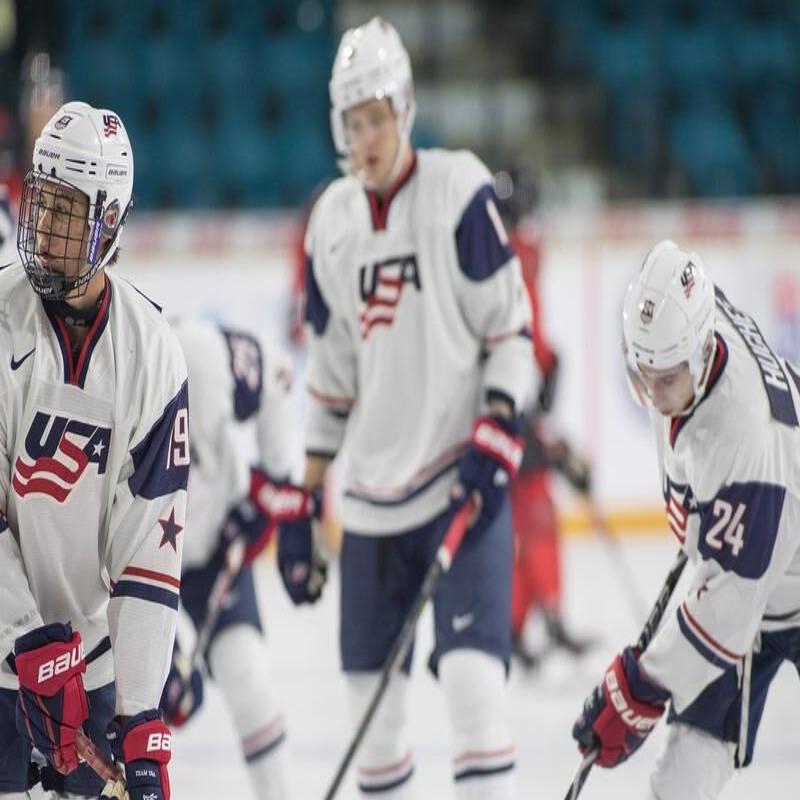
[0, 102, 186, 800]
[572, 240, 800, 798]
[494, 166, 594, 668]
[159, 318, 298, 799]
[276, 17, 534, 799]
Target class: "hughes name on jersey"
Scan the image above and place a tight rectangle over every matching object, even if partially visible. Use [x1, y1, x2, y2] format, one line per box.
[642, 288, 800, 712]
[304, 148, 534, 533]
[0, 264, 189, 715]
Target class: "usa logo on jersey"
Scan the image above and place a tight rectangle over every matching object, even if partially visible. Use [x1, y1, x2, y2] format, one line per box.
[13, 412, 111, 502]
[358, 254, 421, 339]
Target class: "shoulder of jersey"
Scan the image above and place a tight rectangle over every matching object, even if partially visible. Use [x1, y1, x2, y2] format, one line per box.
[0, 262, 30, 297]
[110, 275, 184, 366]
[418, 148, 492, 212]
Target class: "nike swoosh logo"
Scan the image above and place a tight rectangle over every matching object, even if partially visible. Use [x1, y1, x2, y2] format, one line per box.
[10, 348, 35, 370]
[452, 613, 474, 633]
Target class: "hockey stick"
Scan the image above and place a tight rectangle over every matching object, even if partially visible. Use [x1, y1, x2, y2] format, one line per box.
[321, 499, 475, 800]
[174, 536, 248, 718]
[562, 548, 689, 800]
[76, 728, 122, 783]
[588, 503, 649, 626]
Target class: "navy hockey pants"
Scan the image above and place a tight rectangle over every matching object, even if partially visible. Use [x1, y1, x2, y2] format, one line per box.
[340, 500, 513, 676]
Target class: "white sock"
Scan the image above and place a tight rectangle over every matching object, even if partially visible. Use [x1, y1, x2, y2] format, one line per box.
[207, 624, 290, 800]
[440, 649, 516, 800]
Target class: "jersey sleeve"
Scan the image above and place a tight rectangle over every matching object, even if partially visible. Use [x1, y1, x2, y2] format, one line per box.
[0, 358, 44, 658]
[254, 340, 297, 479]
[640, 429, 800, 712]
[451, 153, 535, 412]
[105, 333, 189, 716]
[304, 201, 357, 457]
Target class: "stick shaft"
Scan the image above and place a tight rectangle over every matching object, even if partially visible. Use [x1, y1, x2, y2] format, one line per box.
[562, 548, 689, 800]
[322, 501, 473, 800]
[76, 728, 119, 783]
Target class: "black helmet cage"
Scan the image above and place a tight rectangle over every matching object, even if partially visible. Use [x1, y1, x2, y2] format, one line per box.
[17, 170, 107, 300]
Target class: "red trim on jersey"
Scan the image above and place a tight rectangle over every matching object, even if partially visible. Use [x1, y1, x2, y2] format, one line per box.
[669, 334, 728, 448]
[365, 153, 418, 231]
[74, 278, 112, 387]
[680, 602, 743, 661]
[122, 566, 181, 590]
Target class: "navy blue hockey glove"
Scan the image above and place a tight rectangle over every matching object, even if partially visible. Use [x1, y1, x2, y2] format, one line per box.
[159, 642, 204, 728]
[572, 646, 667, 768]
[276, 486, 327, 605]
[14, 622, 89, 775]
[452, 414, 523, 533]
[103, 710, 172, 800]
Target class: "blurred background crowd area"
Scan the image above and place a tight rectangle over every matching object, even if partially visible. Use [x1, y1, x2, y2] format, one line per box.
[2, 0, 800, 213]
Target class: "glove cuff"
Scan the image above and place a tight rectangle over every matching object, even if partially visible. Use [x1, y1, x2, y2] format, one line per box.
[471, 415, 523, 477]
[15, 626, 86, 696]
[122, 711, 172, 766]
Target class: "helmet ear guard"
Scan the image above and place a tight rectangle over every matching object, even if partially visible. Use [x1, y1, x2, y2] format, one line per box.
[622, 239, 717, 406]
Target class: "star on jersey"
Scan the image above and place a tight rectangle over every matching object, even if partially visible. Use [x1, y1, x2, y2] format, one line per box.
[158, 507, 183, 551]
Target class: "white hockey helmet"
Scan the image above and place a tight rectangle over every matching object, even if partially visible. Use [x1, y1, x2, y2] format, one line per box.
[622, 239, 717, 398]
[329, 16, 416, 160]
[17, 100, 134, 299]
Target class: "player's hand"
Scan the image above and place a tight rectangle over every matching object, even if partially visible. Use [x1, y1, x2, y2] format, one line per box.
[158, 644, 203, 728]
[572, 646, 667, 768]
[451, 414, 523, 534]
[218, 466, 282, 566]
[14, 622, 89, 774]
[105, 710, 172, 800]
[276, 487, 327, 605]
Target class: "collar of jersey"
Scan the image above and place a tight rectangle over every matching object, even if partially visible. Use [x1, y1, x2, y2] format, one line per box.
[42, 274, 113, 389]
[365, 151, 418, 232]
[669, 333, 728, 448]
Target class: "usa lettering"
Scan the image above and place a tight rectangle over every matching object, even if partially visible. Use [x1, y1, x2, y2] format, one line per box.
[359, 254, 421, 300]
[24, 412, 111, 473]
[146, 731, 172, 752]
[37, 641, 84, 684]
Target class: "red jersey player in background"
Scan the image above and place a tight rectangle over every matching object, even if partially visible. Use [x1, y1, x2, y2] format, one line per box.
[494, 165, 595, 669]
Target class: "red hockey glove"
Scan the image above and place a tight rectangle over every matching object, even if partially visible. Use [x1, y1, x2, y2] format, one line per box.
[14, 623, 89, 774]
[103, 710, 172, 800]
[572, 646, 668, 768]
[220, 466, 305, 566]
[452, 414, 523, 533]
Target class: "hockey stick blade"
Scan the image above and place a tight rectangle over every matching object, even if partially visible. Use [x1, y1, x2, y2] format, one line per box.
[321, 499, 474, 800]
[562, 548, 689, 800]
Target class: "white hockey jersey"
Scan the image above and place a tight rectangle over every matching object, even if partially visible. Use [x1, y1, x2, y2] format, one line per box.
[304, 149, 534, 533]
[0, 264, 189, 717]
[172, 319, 295, 570]
[641, 287, 800, 713]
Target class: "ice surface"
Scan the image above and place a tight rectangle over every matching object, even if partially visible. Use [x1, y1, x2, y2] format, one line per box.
[167, 536, 799, 799]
